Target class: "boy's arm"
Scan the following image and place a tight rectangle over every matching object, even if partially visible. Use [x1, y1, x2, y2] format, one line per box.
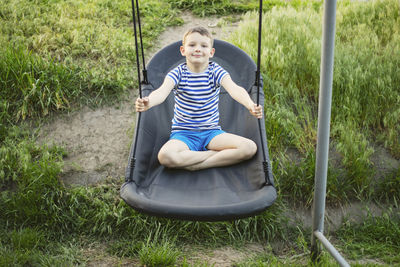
[136, 77, 175, 112]
[221, 75, 263, 119]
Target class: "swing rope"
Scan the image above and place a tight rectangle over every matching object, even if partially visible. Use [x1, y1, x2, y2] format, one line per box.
[255, 0, 272, 185]
[131, 0, 142, 97]
[134, 0, 148, 84]
[127, 0, 145, 181]
[255, 0, 263, 102]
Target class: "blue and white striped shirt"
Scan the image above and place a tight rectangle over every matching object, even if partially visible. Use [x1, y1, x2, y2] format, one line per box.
[167, 62, 228, 132]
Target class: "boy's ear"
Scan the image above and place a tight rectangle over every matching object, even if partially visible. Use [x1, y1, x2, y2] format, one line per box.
[180, 46, 185, 56]
[209, 47, 215, 58]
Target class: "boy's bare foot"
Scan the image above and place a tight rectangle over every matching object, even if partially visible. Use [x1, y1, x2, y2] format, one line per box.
[183, 150, 219, 171]
[183, 165, 200, 171]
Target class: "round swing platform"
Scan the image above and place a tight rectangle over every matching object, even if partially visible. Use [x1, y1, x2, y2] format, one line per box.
[120, 40, 276, 221]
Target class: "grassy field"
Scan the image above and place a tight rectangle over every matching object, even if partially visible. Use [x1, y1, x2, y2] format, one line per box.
[1, 0, 399, 266]
[231, 0, 400, 205]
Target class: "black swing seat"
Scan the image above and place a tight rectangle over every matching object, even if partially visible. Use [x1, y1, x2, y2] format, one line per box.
[121, 39, 276, 221]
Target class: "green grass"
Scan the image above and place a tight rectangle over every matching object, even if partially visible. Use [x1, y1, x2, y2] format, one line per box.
[230, 0, 400, 204]
[168, 0, 322, 17]
[336, 209, 400, 265]
[0, 227, 83, 266]
[0, 0, 399, 265]
[138, 225, 180, 267]
[0, 47, 88, 120]
[235, 228, 338, 266]
[0, 0, 183, 122]
[375, 168, 400, 203]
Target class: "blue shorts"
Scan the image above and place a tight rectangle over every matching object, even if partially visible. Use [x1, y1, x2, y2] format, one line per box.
[170, 129, 225, 151]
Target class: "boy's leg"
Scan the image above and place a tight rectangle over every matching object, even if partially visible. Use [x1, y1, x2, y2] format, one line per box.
[158, 139, 218, 168]
[184, 133, 257, 171]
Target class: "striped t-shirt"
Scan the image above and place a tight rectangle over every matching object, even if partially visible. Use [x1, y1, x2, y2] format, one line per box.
[167, 62, 228, 132]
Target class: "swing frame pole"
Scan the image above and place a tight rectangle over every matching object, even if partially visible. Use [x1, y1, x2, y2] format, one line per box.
[311, 0, 349, 266]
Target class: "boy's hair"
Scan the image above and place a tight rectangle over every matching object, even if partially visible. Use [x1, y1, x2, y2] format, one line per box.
[182, 26, 214, 46]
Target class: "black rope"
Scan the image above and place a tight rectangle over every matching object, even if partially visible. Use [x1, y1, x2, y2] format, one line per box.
[127, 0, 144, 181]
[128, 113, 142, 182]
[255, 0, 271, 185]
[131, 0, 142, 98]
[135, 0, 148, 84]
[255, 0, 263, 105]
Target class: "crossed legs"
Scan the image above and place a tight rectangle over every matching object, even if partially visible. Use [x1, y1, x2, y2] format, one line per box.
[158, 133, 257, 171]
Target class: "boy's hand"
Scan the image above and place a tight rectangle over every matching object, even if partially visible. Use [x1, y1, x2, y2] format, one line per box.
[249, 103, 263, 119]
[135, 97, 150, 112]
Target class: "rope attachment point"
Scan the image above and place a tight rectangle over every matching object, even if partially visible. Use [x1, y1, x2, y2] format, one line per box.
[262, 161, 271, 185]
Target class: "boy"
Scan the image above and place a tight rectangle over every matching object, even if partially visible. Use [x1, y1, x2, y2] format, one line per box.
[136, 26, 263, 171]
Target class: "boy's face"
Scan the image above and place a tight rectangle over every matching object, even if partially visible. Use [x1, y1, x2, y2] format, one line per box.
[180, 32, 215, 67]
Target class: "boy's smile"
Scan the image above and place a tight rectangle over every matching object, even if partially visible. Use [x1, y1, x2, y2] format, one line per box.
[180, 32, 215, 73]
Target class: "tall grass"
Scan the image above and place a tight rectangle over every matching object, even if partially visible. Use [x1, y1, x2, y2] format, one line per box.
[0, 0, 182, 122]
[333, 0, 400, 158]
[231, 0, 400, 203]
[0, 47, 85, 120]
[168, 0, 322, 17]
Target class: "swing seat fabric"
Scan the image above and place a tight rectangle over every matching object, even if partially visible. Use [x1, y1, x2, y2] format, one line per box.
[120, 40, 276, 221]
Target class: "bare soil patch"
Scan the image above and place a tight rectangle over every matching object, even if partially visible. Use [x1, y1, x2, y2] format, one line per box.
[183, 243, 265, 266]
[38, 104, 135, 185]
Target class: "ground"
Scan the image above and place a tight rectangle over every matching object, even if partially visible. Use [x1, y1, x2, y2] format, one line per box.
[36, 11, 399, 266]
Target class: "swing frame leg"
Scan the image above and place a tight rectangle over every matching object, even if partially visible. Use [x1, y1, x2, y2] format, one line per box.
[310, 0, 349, 266]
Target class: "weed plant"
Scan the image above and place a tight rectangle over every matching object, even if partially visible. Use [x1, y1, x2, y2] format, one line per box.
[138, 224, 180, 267]
[230, 0, 400, 204]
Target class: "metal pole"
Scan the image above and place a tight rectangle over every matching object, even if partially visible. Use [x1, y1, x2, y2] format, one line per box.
[314, 231, 350, 267]
[311, 0, 337, 260]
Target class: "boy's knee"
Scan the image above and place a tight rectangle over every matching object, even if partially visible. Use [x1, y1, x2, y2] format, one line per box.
[241, 139, 257, 160]
[158, 150, 179, 168]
